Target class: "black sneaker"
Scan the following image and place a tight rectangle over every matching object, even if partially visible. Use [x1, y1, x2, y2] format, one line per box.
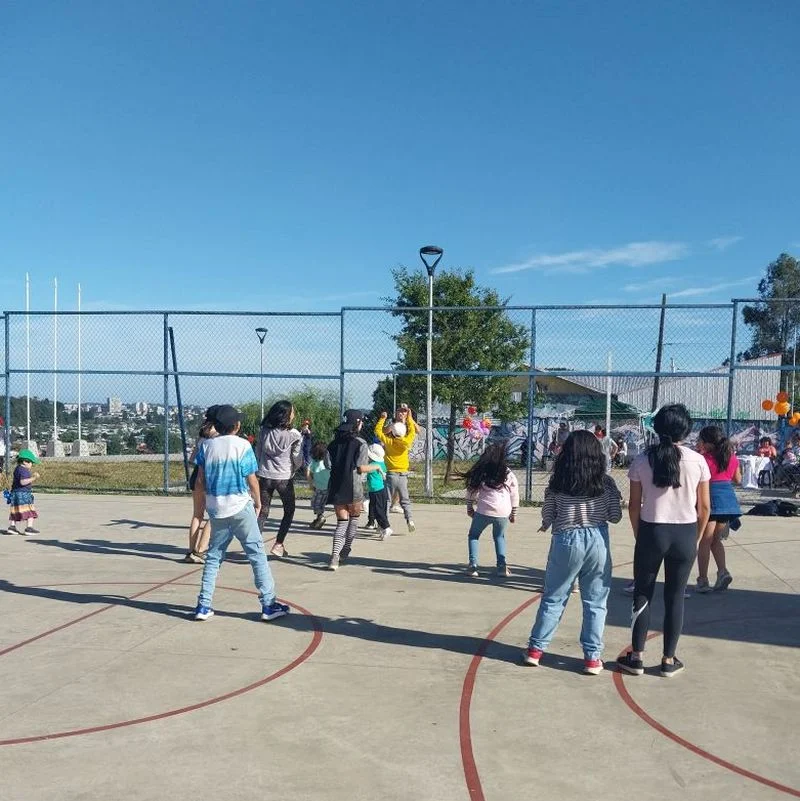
[660, 657, 685, 678]
[617, 652, 644, 676]
[340, 546, 352, 563]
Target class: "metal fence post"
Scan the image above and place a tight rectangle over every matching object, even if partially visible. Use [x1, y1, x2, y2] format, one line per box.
[339, 310, 345, 417]
[4, 314, 10, 476]
[525, 308, 536, 502]
[726, 301, 738, 435]
[163, 313, 170, 493]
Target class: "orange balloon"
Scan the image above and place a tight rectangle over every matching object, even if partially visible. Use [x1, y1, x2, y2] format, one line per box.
[775, 401, 791, 416]
[762, 399, 774, 411]
[791, 414, 800, 427]
[777, 391, 790, 403]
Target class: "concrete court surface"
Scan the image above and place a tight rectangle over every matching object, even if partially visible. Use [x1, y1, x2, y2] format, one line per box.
[0, 494, 798, 801]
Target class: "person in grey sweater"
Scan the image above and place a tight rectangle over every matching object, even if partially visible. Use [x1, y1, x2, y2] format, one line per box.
[256, 400, 303, 557]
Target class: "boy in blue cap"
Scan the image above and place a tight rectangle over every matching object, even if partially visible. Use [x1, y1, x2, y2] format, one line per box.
[192, 404, 289, 622]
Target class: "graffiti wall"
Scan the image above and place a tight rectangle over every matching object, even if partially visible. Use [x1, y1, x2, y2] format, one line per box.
[401, 417, 792, 464]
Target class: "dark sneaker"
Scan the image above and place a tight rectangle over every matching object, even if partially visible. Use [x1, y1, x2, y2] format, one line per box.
[339, 546, 352, 563]
[193, 605, 214, 621]
[23, 527, 40, 535]
[617, 652, 644, 676]
[466, 564, 479, 578]
[522, 648, 542, 666]
[622, 580, 635, 596]
[262, 602, 290, 621]
[660, 657, 685, 678]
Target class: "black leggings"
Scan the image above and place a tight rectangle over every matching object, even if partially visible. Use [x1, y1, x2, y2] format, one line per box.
[632, 521, 697, 658]
[258, 477, 296, 544]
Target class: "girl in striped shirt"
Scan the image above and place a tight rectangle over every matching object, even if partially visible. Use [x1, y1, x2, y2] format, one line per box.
[523, 430, 622, 675]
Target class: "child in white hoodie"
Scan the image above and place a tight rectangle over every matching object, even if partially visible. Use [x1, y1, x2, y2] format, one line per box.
[463, 441, 519, 578]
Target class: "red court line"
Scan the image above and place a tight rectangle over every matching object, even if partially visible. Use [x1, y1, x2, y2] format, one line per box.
[613, 636, 800, 798]
[0, 580, 322, 747]
[0, 568, 202, 659]
[459, 592, 542, 801]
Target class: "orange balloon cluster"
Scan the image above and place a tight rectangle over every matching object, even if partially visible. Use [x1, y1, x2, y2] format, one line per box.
[761, 392, 796, 420]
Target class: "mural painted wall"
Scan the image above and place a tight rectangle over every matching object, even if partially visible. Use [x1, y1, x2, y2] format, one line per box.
[397, 416, 794, 464]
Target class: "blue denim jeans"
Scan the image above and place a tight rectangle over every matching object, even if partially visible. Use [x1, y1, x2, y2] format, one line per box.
[197, 502, 276, 608]
[468, 512, 508, 567]
[528, 526, 612, 660]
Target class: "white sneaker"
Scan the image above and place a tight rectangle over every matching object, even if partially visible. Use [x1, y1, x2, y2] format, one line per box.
[407, 520, 416, 533]
[390, 504, 403, 514]
[327, 558, 339, 571]
[713, 569, 733, 591]
[381, 527, 393, 540]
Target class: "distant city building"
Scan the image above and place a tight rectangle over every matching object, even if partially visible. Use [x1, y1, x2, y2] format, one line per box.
[155, 405, 165, 416]
[63, 403, 79, 413]
[135, 401, 149, 415]
[107, 397, 123, 416]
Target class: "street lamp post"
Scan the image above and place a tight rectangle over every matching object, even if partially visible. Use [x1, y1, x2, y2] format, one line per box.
[255, 327, 268, 421]
[390, 360, 399, 413]
[419, 245, 443, 498]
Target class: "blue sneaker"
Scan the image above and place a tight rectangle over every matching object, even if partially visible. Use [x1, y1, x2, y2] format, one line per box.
[261, 602, 290, 621]
[194, 605, 214, 621]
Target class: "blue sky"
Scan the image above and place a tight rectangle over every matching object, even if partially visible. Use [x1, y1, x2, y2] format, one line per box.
[2, 0, 798, 318]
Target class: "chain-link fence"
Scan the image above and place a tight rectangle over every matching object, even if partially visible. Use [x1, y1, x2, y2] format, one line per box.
[1, 301, 796, 502]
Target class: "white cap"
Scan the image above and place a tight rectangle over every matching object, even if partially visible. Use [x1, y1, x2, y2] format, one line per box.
[367, 443, 385, 461]
[390, 422, 407, 438]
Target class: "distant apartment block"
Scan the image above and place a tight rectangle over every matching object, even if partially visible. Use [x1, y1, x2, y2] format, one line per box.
[107, 396, 123, 416]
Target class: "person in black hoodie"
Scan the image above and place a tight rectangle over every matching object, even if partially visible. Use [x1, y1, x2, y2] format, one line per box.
[326, 409, 384, 571]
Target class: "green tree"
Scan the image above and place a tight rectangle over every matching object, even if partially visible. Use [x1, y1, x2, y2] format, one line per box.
[239, 387, 342, 447]
[742, 254, 800, 389]
[144, 427, 182, 453]
[126, 432, 138, 451]
[386, 268, 529, 482]
[106, 435, 123, 455]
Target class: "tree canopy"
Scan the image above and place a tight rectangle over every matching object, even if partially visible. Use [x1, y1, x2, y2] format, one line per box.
[383, 267, 529, 479]
[742, 253, 800, 366]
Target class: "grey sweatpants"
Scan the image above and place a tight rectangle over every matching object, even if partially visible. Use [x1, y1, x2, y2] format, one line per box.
[386, 471, 412, 521]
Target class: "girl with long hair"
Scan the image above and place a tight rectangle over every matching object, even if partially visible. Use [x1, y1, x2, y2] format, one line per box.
[523, 430, 621, 675]
[326, 410, 384, 570]
[695, 425, 740, 592]
[256, 400, 303, 557]
[619, 404, 710, 678]
[463, 441, 519, 577]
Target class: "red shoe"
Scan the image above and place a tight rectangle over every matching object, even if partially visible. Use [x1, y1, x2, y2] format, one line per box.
[583, 658, 603, 675]
[522, 648, 542, 666]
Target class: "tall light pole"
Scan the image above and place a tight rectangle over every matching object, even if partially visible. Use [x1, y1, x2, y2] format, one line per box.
[255, 327, 268, 421]
[391, 360, 399, 413]
[420, 245, 443, 498]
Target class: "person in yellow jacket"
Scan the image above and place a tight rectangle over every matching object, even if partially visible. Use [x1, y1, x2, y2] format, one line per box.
[374, 404, 417, 532]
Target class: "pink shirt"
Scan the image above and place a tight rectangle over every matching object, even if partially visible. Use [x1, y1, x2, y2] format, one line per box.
[467, 471, 520, 518]
[629, 445, 710, 524]
[703, 452, 739, 482]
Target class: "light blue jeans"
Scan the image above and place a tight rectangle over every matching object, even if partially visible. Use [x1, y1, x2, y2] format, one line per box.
[197, 502, 276, 608]
[468, 512, 508, 567]
[528, 526, 612, 660]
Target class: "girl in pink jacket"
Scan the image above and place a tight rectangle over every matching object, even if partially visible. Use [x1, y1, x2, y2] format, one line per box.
[463, 442, 519, 578]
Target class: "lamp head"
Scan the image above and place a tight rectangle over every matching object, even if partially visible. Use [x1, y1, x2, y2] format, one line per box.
[419, 245, 443, 277]
[255, 327, 268, 344]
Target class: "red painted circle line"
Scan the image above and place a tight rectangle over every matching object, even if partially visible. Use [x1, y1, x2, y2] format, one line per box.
[0, 576, 323, 747]
[459, 563, 800, 801]
[613, 626, 800, 798]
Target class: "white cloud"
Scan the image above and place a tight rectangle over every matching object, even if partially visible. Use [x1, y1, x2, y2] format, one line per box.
[670, 275, 758, 299]
[623, 277, 678, 293]
[492, 241, 688, 275]
[707, 235, 743, 251]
